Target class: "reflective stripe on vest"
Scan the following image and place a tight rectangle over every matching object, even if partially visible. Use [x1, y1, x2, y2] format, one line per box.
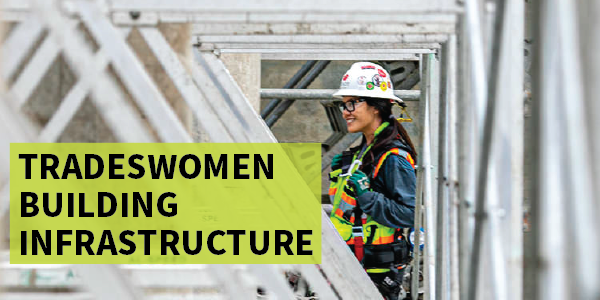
[373, 148, 415, 178]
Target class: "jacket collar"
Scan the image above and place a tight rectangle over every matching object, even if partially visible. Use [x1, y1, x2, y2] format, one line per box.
[373, 121, 390, 138]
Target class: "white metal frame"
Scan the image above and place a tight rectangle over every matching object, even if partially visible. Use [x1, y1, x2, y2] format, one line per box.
[0, 0, 543, 299]
[531, 1, 600, 300]
[260, 89, 421, 101]
[0, 0, 397, 299]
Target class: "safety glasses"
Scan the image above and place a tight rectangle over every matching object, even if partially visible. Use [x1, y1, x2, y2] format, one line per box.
[338, 98, 367, 112]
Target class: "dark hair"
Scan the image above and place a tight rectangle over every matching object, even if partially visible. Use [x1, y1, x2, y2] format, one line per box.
[353, 97, 418, 171]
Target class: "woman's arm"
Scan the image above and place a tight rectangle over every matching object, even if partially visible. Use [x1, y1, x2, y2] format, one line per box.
[356, 155, 416, 228]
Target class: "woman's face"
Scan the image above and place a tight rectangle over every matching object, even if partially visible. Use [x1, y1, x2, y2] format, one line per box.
[341, 96, 380, 134]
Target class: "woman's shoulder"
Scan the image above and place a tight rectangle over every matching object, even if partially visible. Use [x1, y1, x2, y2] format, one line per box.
[375, 139, 411, 160]
[372, 147, 415, 179]
[383, 153, 415, 171]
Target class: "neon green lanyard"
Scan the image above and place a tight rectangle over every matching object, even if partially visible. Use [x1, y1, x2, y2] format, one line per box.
[340, 122, 389, 177]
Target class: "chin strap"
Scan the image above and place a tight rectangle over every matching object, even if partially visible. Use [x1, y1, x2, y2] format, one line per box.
[397, 106, 413, 123]
[388, 101, 413, 123]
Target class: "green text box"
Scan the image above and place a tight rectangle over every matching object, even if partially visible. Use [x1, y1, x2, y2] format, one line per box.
[10, 143, 321, 264]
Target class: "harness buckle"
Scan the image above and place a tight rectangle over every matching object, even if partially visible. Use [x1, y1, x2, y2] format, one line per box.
[352, 226, 364, 237]
[340, 160, 362, 177]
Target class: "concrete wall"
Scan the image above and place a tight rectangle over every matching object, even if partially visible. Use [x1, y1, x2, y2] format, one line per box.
[221, 53, 261, 112]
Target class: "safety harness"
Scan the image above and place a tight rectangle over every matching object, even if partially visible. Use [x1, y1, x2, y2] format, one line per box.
[329, 122, 415, 271]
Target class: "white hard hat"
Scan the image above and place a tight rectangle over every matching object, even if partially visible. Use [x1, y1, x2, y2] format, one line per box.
[333, 62, 403, 103]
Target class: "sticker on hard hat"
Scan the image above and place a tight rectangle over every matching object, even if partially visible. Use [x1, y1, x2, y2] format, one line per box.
[387, 81, 392, 89]
[343, 74, 349, 81]
[378, 69, 387, 77]
[380, 82, 387, 91]
[366, 82, 375, 90]
[372, 74, 382, 87]
[356, 76, 367, 85]
[361, 65, 376, 69]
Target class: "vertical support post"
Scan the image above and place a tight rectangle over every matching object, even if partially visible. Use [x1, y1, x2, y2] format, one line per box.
[504, 0, 524, 298]
[474, 0, 524, 299]
[469, 0, 524, 299]
[420, 53, 438, 300]
[412, 54, 429, 300]
[530, 1, 568, 298]
[445, 34, 460, 300]
[417, 53, 430, 300]
[578, 2, 600, 297]
[556, 0, 599, 297]
[467, 0, 514, 298]
[579, 0, 600, 204]
[463, 0, 488, 136]
[435, 42, 450, 300]
[412, 163, 424, 300]
[429, 54, 441, 212]
[532, 0, 599, 299]
[456, 15, 476, 300]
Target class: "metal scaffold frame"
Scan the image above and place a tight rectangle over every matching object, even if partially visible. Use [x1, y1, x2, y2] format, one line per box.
[0, 0, 397, 299]
[9, 0, 600, 299]
[530, 1, 600, 300]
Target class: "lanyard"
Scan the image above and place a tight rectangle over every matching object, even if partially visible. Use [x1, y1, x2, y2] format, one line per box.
[340, 122, 389, 177]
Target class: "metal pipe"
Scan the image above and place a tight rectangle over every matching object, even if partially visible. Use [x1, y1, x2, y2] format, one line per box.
[456, 15, 476, 300]
[503, 1, 524, 299]
[463, 0, 488, 134]
[265, 60, 330, 127]
[577, 1, 600, 297]
[445, 34, 460, 300]
[554, 0, 599, 298]
[427, 53, 441, 246]
[528, 3, 546, 300]
[423, 90, 436, 300]
[531, 2, 569, 299]
[435, 42, 450, 300]
[412, 176, 424, 300]
[421, 53, 437, 300]
[475, 1, 524, 299]
[579, 0, 600, 223]
[260, 89, 421, 101]
[412, 53, 431, 300]
[468, 0, 509, 299]
[260, 60, 317, 118]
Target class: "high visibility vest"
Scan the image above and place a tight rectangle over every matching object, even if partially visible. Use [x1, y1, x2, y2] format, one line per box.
[329, 148, 415, 247]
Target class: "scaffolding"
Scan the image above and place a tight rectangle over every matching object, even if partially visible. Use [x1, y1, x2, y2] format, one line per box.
[0, 0, 599, 299]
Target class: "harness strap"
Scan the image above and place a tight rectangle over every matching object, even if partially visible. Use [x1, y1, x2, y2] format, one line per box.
[352, 207, 366, 261]
[332, 122, 393, 262]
